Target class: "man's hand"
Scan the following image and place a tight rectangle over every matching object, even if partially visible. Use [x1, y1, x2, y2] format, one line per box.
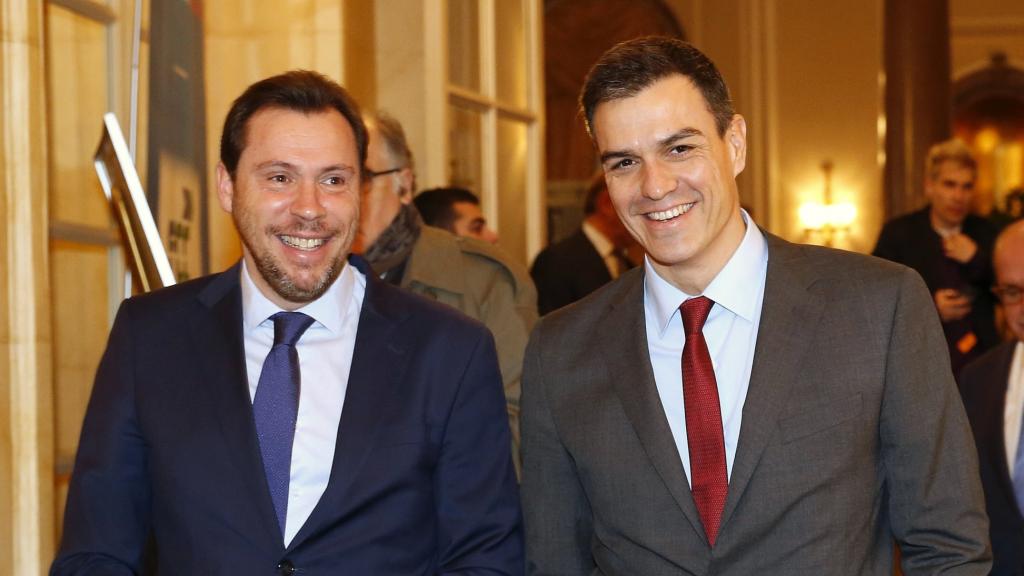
[934, 288, 972, 322]
[942, 233, 977, 264]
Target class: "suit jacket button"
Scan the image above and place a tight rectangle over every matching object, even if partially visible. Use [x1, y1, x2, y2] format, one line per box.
[277, 560, 296, 575]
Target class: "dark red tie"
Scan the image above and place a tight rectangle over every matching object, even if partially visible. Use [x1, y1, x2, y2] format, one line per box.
[680, 296, 728, 546]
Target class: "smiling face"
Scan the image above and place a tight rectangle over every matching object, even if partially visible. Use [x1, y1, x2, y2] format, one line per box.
[216, 106, 361, 310]
[593, 74, 747, 293]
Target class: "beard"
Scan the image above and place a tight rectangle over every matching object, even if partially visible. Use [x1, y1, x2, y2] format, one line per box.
[235, 213, 349, 304]
[249, 244, 345, 304]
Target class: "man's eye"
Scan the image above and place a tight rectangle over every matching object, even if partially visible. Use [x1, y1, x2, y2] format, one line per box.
[323, 176, 345, 186]
[611, 158, 635, 171]
[670, 144, 692, 155]
[269, 174, 289, 183]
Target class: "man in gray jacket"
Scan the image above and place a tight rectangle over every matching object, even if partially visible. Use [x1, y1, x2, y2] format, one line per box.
[522, 36, 990, 575]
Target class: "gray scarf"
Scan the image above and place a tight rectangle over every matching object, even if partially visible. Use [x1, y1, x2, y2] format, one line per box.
[363, 202, 423, 280]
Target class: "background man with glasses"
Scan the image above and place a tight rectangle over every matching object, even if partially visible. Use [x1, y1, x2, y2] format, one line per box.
[961, 219, 1024, 576]
[356, 111, 537, 475]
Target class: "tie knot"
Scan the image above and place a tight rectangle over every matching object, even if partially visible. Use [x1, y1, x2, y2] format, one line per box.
[271, 312, 315, 347]
[680, 296, 714, 336]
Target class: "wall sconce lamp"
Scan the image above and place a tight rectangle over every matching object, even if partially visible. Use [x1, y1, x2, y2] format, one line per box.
[798, 160, 857, 246]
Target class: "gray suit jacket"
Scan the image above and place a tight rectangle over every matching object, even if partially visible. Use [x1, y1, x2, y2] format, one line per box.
[521, 233, 991, 575]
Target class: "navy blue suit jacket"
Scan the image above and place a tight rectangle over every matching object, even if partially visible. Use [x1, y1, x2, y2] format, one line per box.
[531, 229, 614, 316]
[960, 341, 1024, 576]
[52, 256, 523, 575]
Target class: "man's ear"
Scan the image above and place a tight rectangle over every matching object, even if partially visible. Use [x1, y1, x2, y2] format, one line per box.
[727, 114, 747, 177]
[397, 167, 415, 204]
[216, 162, 235, 214]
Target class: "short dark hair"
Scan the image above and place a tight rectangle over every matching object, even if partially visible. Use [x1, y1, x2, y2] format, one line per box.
[220, 70, 368, 180]
[580, 36, 734, 138]
[414, 187, 480, 231]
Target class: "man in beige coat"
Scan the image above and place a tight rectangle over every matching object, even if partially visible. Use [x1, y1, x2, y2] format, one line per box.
[357, 111, 536, 475]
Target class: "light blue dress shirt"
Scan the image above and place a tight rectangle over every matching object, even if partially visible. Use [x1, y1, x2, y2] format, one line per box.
[241, 260, 365, 545]
[643, 212, 768, 485]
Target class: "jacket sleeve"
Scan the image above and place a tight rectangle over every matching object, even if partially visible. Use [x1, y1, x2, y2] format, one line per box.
[435, 328, 525, 575]
[520, 326, 595, 576]
[881, 268, 992, 574]
[481, 262, 538, 479]
[51, 302, 150, 576]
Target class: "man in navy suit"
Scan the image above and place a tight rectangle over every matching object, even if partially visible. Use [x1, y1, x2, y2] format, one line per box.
[51, 71, 522, 575]
[961, 219, 1024, 575]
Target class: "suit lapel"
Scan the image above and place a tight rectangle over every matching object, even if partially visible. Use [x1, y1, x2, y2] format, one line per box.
[288, 257, 412, 550]
[601, 269, 706, 539]
[719, 234, 825, 530]
[987, 344, 1020, 513]
[192, 264, 283, 547]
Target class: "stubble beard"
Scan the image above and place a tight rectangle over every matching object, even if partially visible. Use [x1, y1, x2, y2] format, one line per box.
[236, 213, 349, 304]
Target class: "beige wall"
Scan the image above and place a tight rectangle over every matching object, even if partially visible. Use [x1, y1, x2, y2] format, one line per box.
[666, 0, 883, 250]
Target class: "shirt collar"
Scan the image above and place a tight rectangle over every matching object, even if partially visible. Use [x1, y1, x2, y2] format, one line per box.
[240, 258, 356, 334]
[644, 210, 768, 336]
[582, 220, 615, 258]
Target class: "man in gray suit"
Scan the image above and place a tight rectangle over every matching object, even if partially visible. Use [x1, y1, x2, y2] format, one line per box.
[521, 36, 991, 575]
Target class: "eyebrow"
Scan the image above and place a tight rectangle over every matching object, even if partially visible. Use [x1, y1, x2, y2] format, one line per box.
[254, 160, 355, 174]
[599, 127, 705, 164]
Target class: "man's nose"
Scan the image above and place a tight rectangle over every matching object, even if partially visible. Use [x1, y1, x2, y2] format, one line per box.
[641, 159, 675, 200]
[291, 180, 326, 220]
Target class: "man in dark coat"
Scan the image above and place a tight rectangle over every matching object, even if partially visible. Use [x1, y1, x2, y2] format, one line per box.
[874, 138, 999, 376]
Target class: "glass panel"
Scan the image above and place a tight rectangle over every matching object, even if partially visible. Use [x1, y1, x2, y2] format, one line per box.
[51, 240, 112, 526]
[449, 105, 483, 192]
[497, 117, 529, 265]
[448, 0, 480, 91]
[46, 4, 113, 230]
[494, 0, 528, 108]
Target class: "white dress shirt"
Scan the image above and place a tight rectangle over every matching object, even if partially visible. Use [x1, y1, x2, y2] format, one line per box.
[240, 259, 365, 545]
[1002, 341, 1024, 473]
[644, 212, 768, 484]
[582, 220, 626, 279]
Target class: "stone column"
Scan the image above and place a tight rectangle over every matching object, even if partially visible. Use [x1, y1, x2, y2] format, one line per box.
[0, 1, 55, 572]
[884, 0, 952, 218]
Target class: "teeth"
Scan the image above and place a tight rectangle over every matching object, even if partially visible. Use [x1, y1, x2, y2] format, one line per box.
[647, 202, 695, 221]
[281, 235, 325, 250]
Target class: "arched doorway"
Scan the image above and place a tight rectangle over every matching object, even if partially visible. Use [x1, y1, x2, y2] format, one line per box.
[953, 52, 1024, 221]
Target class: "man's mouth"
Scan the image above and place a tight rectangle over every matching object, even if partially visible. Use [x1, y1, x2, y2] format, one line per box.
[280, 234, 327, 251]
[646, 202, 696, 222]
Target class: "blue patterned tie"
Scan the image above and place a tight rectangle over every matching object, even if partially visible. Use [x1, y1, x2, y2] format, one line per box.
[253, 311, 315, 534]
[1015, 418, 1024, 515]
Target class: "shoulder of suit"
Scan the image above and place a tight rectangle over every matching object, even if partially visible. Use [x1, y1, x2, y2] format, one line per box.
[534, 265, 641, 334]
[451, 232, 534, 289]
[963, 214, 1000, 242]
[879, 206, 930, 234]
[961, 340, 1019, 384]
[408, 225, 535, 298]
[122, 268, 229, 312]
[769, 236, 921, 296]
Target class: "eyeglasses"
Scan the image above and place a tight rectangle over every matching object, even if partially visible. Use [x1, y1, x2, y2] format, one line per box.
[367, 167, 404, 179]
[992, 284, 1024, 305]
